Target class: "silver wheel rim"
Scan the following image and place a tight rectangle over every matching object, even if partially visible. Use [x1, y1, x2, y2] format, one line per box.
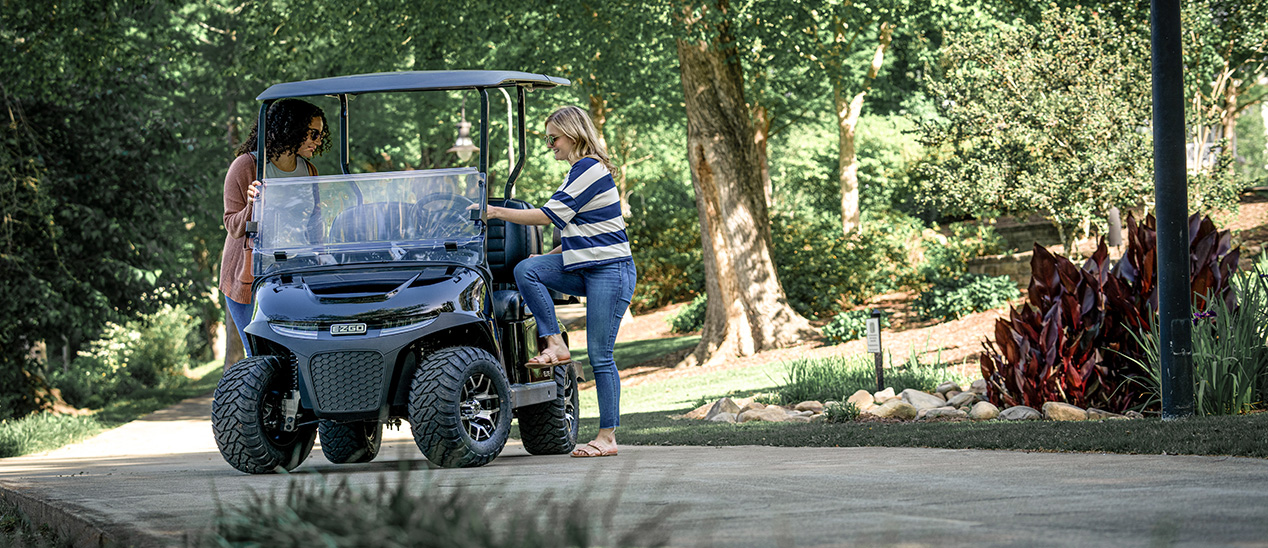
[459, 372, 500, 442]
[563, 379, 577, 435]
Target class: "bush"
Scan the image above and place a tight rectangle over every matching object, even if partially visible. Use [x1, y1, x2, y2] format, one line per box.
[201, 473, 672, 548]
[771, 210, 923, 319]
[980, 213, 1241, 413]
[1127, 269, 1268, 415]
[913, 274, 1018, 321]
[49, 305, 195, 408]
[666, 294, 706, 334]
[919, 223, 1007, 282]
[821, 401, 860, 423]
[777, 350, 970, 405]
[821, 310, 890, 346]
[628, 177, 703, 312]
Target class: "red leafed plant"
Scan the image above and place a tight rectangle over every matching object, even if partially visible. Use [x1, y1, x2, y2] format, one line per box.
[980, 213, 1239, 413]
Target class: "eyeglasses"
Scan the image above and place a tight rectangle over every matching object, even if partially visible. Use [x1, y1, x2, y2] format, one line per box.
[544, 134, 560, 146]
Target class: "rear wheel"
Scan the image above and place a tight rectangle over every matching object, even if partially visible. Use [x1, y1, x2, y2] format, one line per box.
[318, 420, 383, 464]
[518, 363, 580, 455]
[408, 346, 511, 468]
[212, 356, 316, 474]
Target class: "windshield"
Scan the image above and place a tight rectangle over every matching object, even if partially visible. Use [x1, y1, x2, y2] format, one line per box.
[253, 168, 484, 276]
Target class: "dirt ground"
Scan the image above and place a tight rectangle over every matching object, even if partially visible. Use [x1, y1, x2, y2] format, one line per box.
[600, 193, 1268, 390]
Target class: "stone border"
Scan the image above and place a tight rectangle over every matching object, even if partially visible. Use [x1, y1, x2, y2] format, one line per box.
[0, 483, 165, 548]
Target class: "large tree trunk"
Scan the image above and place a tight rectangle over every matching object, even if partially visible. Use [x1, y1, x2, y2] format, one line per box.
[836, 21, 894, 235]
[752, 104, 773, 206]
[675, 15, 815, 366]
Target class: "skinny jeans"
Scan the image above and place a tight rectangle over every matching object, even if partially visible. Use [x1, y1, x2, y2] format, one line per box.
[514, 255, 637, 429]
[223, 295, 253, 358]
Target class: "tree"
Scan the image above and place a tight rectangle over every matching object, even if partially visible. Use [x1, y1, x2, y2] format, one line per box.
[915, 7, 1160, 249]
[675, 2, 816, 365]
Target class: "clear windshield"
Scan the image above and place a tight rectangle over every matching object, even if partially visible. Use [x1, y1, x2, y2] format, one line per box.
[253, 168, 484, 276]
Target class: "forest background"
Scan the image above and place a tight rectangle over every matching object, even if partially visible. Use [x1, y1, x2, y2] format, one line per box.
[1, 0, 1265, 420]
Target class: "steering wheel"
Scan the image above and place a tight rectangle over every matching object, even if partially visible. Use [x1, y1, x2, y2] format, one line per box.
[414, 192, 477, 238]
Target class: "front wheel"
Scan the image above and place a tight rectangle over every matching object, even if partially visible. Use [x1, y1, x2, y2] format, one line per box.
[318, 420, 383, 464]
[408, 346, 511, 468]
[212, 356, 316, 474]
[518, 363, 580, 455]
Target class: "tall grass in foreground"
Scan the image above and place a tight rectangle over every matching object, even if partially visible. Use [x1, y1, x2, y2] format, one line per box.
[201, 472, 672, 548]
[0, 414, 101, 459]
[777, 346, 974, 405]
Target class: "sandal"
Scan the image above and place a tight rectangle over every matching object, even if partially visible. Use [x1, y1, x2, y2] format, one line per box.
[570, 441, 618, 458]
[525, 348, 571, 369]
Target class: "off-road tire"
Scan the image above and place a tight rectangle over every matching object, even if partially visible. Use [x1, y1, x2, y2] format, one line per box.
[518, 363, 580, 455]
[318, 420, 383, 464]
[212, 355, 316, 474]
[408, 346, 511, 468]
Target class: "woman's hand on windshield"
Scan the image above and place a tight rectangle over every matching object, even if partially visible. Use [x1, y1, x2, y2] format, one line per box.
[247, 180, 264, 201]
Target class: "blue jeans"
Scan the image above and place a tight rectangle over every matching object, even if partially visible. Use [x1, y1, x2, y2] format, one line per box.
[224, 295, 253, 358]
[515, 255, 636, 430]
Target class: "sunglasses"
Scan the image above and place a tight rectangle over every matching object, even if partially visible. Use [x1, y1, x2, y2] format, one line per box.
[305, 128, 323, 141]
[544, 134, 560, 146]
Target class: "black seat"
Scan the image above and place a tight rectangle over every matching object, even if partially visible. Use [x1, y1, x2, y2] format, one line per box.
[328, 202, 414, 243]
[487, 199, 542, 321]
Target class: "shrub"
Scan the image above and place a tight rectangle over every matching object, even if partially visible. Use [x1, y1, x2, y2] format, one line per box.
[771, 210, 922, 319]
[821, 401, 860, 423]
[913, 273, 1018, 321]
[1127, 269, 1268, 415]
[919, 223, 1008, 282]
[666, 294, 706, 334]
[201, 473, 672, 548]
[980, 213, 1240, 413]
[821, 310, 890, 345]
[628, 177, 703, 312]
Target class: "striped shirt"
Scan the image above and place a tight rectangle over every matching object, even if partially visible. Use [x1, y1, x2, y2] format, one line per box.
[540, 158, 632, 270]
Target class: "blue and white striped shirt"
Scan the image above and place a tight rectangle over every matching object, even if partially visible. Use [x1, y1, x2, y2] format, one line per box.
[540, 158, 632, 271]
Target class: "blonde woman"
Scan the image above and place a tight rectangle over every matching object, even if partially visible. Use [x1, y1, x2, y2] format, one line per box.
[484, 106, 636, 458]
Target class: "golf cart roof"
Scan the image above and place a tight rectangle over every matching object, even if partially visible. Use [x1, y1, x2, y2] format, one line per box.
[256, 70, 571, 100]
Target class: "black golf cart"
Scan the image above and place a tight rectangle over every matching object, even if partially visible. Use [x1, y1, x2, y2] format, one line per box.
[212, 71, 581, 473]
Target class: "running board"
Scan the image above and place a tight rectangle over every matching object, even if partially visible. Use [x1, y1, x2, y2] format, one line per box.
[510, 380, 556, 408]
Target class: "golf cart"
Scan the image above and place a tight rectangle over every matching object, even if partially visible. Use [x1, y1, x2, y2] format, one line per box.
[212, 71, 581, 473]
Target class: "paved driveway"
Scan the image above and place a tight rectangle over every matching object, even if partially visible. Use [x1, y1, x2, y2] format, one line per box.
[2, 395, 1267, 548]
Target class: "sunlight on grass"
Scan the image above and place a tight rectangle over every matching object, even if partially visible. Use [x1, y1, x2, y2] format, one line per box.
[581, 357, 789, 416]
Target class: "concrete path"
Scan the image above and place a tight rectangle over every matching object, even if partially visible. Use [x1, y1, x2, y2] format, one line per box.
[2, 395, 1267, 548]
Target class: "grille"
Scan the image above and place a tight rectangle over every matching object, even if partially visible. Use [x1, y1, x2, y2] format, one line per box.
[309, 351, 385, 412]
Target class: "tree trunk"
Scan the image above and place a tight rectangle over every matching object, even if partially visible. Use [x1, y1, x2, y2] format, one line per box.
[752, 104, 773, 206]
[675, 19, 815, 366]
[836, 21, 894, 236]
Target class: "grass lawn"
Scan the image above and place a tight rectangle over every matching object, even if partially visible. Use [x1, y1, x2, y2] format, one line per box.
[0, 360, 224, 458]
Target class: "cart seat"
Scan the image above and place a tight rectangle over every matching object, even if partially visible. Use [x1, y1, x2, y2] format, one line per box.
[486, 199, 542, 284]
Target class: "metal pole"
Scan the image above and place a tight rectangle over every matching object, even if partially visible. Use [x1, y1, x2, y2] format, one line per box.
[1151, 0, 1194, 419]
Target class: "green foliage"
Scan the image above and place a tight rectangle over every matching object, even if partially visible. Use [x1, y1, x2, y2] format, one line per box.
[667, 295, 707, 334]
[629, 176, 703, 312]
[821, 401, 861, 423]
[1236, 102, 1268, 186]
[771, 210, 922, 318]
[0, 498, 64, 547]
[821, 310, 890, 346]
[913, 274, 1017, 321]
[1127, 270, 1268, 416]
[203, 473, 672, 548]
[919, 223, 1007, 281]
[916, 6, 1155, 243]
[50, 306, 196, 409]
[777, 350, 967, 405]
[0, 412, 101, 459]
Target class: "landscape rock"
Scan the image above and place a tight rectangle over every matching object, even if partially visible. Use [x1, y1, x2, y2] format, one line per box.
[786, 415, 813, 423]
[704, 397, 742, 421]
[936, 382, 962, 395]
[683, 401, 713, 420]
[866, 400, 917, 420]
[795, 401, 825, 413]
[708, 412, 737, 423]
[924, 407, 969, 420]
[969, 401, 1000, 420]
[738, 406, 790, 423]
[847, 390, 874, 408]
[946, 390, 962, 400]
[810, 414, 829, 423]
[1124, 410, 1145, 419]
[739, 401, 768, 415]
[873, 387, 896, 403]
[901, 389, 946, 411]
[947, 392, 980, 408]
[1087, 408, 1124, 421]
[970, 379, 988, 395]
[999, 405, 1042, 421]
[1043, 402, 1088, 421]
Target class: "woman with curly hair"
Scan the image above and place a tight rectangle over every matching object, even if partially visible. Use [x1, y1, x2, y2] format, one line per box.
[220, 98, 331, 356]
[484, 105, 636, 458]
